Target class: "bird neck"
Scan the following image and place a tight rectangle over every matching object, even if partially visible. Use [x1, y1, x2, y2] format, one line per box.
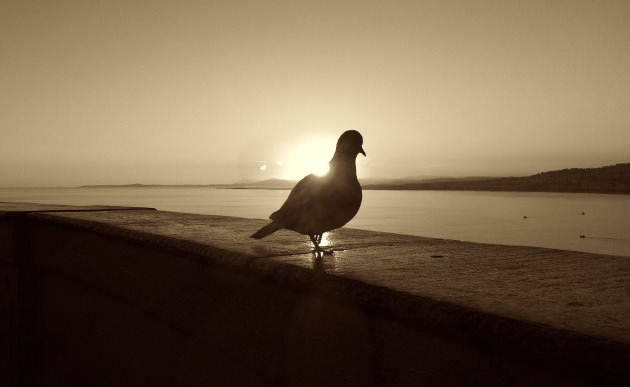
[328, 152, 357, 176]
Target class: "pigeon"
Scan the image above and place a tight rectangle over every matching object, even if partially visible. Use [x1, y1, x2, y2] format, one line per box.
[251, 130, 366, 253]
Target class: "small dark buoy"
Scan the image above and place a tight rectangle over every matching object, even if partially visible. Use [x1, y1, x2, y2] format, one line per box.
[579, 234, 586, 239]
[581, 212, 585, 215]
[523, 215, 527, 219]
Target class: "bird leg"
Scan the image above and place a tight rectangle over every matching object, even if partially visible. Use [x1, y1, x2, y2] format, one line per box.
[309, 234, 333, 255]
[309, 234, 321, 253]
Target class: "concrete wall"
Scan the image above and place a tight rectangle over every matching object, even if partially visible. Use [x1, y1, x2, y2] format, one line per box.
[2, 204, 629, 386]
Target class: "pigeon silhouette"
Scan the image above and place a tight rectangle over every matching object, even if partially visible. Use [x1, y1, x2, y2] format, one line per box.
[251, 130, 366, 253]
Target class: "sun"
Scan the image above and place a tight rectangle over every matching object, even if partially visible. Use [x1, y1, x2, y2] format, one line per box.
[281, 136, 335, 180]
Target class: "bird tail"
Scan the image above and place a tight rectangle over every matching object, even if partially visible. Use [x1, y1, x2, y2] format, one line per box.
[250, 221, 282, 239]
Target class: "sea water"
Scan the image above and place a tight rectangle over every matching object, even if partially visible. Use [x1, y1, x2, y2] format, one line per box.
[1, 187, 629, 257]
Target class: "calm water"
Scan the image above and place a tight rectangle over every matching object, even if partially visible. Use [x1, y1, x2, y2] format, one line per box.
[1, 187, 629, 257]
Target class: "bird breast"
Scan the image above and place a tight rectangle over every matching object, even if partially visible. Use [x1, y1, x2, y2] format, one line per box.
[310, 176, 362, 232]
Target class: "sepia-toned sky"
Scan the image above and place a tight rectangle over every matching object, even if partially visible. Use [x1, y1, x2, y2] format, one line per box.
[2, 0, 629, 186]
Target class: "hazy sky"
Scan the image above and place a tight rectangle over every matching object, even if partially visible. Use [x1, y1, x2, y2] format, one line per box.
[2, 0, 629, 186]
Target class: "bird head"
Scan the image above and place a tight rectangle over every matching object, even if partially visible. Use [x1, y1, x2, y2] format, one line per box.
[335, 130, 366, 158]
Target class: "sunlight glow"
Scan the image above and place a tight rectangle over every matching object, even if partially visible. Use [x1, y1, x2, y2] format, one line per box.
[307, 156, 330, 177]
[319, 232, 332, 248]
[282, 136, 335, 180]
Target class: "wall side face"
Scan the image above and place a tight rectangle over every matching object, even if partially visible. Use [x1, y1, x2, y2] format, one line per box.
[0, 220, 14, 263]
[10, 220, 582, 386]
[23, 222, 291, 385]
[22, 222, 381, 385]
[0, 220, 17, 387]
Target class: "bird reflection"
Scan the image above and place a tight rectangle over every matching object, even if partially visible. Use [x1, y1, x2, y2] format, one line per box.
[312, 252, 325, 273]
[251, 130, 365, 253]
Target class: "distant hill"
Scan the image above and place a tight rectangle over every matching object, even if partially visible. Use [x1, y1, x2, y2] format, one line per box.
[360, 176, 494, 186]
[80, 163, 630, 194]
[230, 176, 496, 189]
[363, 163, 630, 194]
[80, 183, 229, 188]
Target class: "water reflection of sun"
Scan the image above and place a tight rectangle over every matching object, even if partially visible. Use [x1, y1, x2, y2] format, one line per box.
[282, 136, 335, 180]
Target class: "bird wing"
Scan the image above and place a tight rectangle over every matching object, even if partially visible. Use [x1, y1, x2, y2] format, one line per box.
[270, 174, 321, 221]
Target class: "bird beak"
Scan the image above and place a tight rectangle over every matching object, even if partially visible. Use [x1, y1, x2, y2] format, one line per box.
[360, 147, 366, 157]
